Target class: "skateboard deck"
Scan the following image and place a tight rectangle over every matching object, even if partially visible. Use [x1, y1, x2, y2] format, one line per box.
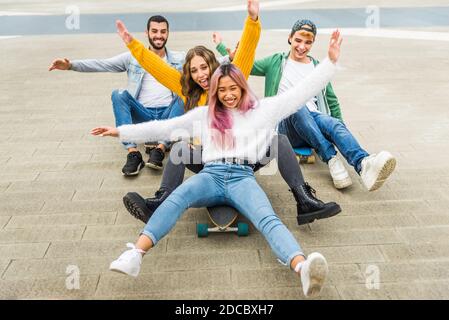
[294, 147, 316, 164]
[197, 206, 249, 237]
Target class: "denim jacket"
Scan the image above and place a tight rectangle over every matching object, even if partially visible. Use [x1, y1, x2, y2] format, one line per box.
[70, 49, 185, 99]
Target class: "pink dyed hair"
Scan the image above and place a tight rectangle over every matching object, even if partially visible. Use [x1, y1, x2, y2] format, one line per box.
[208, 63, 257, 150]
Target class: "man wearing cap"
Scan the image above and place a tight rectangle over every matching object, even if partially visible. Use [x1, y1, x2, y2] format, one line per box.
[213, 19, 396, 192]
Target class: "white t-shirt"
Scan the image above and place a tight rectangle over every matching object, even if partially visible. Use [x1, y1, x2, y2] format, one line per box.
[278, 58, 319, 113]
[137, 56, 173, 108]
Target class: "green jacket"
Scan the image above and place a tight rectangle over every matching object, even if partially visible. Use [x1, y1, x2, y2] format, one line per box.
[216, 43, 343, 120]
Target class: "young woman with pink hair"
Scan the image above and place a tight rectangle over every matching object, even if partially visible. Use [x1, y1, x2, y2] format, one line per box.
[116, 5, 341, 226]
[91, 30, 342, 298]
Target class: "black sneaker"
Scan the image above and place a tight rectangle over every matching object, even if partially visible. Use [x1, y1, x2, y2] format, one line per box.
[290, 182, 341, 225]
[123, 189, 171, 223]
[122, 151, 145, 176]
[146, 147, 165, 170]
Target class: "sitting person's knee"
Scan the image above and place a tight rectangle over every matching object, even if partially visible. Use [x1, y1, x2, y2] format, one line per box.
[276, 134, 290, 146]
[111, 89, 130, 102]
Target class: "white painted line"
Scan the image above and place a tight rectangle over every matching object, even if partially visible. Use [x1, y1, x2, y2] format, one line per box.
[199, 0, 317, 12]
[0, 11, 51, 16]
[271, 28, 449, 42]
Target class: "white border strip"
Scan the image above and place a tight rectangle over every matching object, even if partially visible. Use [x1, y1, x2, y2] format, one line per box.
[199, 0, 317, 12]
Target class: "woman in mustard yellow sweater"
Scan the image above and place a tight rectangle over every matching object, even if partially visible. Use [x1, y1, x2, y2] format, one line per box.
[119, 3, 260, 111]
[116, 0, 341, 226]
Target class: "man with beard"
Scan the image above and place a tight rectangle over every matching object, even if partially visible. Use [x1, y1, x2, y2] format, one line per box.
[49, 15, 185, 176]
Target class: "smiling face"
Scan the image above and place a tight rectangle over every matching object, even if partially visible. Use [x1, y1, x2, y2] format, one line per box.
[146, 21, 168, 50]
[288, 30, 315, 63]
[190, 55, 211, 90]
[217, 76, 242, 109]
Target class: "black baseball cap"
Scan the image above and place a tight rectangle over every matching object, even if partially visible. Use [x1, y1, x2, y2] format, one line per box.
[288, 19, 317, 44]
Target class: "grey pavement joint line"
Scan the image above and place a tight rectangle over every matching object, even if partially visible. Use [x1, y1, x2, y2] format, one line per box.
[94, 274, 102, 296]
[80, 226, 88, 240]
[42, 243, 52, 259]
[113, 212, 119, 225]
[1, 260, 13, 279]
[38, 201, 46, 213]
[2, 216, 12, 229]
[33, 172, 40, 182]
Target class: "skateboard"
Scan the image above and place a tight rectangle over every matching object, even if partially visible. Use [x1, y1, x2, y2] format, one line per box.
[293, 147, 315, 164]
[197, 206, 249, 237]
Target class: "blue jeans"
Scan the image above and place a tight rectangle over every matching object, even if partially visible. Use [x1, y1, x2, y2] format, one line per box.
[142, 162, 304, 267]
[111, 89, 184, 149]
[278, 106, 369, 174]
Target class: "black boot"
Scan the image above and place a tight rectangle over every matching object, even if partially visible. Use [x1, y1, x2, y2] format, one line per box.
[123, 188, 171, 224]
[145, 188, 171, 211]
[290, 182, 341, 225]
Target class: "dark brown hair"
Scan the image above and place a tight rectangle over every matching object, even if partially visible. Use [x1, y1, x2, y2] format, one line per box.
[180, 46, 220, 112]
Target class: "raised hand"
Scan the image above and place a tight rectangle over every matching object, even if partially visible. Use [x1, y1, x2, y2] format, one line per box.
[328, 29, 343, 64]
[247, 0, 259, 21]
[116, 20, 134, 45]
[48, 58, 71, 71]
[212, 32, 223, 45]
[226, 41, 239, 61]
[90, 126, 119, 137]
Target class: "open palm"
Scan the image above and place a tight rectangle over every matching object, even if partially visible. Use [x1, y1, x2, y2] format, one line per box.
[90, 126, 119, 137]
[116, 20, 134, 45]
[328, 30, 343, 64]
[247, 0, 259, 21]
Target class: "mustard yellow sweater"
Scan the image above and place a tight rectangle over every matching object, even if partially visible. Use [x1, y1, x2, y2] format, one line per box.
[126, 16, 261, 106]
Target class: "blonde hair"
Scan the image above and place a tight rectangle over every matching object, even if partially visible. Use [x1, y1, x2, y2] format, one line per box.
[298, 29, 315, 41]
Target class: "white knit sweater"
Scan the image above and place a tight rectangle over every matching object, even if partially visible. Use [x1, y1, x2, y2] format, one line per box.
[119, 58, 337, 163]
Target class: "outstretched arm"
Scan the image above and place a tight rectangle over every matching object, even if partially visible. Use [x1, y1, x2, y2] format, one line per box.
[232, 0, 261, 79]
[256, 30, 343, 125]
[116, 20, 185, 99]
[49, 52, 130, 72]
[91, 106, 207, 144]
[48, 58, 72, 71]
[213, 32, 239, 62]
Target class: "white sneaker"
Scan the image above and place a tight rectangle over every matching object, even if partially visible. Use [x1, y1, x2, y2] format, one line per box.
[360, 151, 396, 192]
[109, 243, 145, 277]
[300, 252, 329, 298]
[328, 156, 352, 189]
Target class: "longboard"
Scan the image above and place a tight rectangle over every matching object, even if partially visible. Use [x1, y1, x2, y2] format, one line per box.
[197, 206, 249, 237]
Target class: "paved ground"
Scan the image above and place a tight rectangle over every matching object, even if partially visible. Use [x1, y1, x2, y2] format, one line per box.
[1, 0, 449, 300]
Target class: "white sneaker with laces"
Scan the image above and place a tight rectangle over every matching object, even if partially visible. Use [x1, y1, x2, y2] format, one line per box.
[328, 155, 352, 189]
[109, 243, 145, 277]
[360, 151, 396, 191]
[299, 252, 329, 298]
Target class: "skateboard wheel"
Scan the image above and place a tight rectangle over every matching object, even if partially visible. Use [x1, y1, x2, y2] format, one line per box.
[197, 223, 209, 237]
[237, 222, 249, 237]
[307, 155, 316, 164]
